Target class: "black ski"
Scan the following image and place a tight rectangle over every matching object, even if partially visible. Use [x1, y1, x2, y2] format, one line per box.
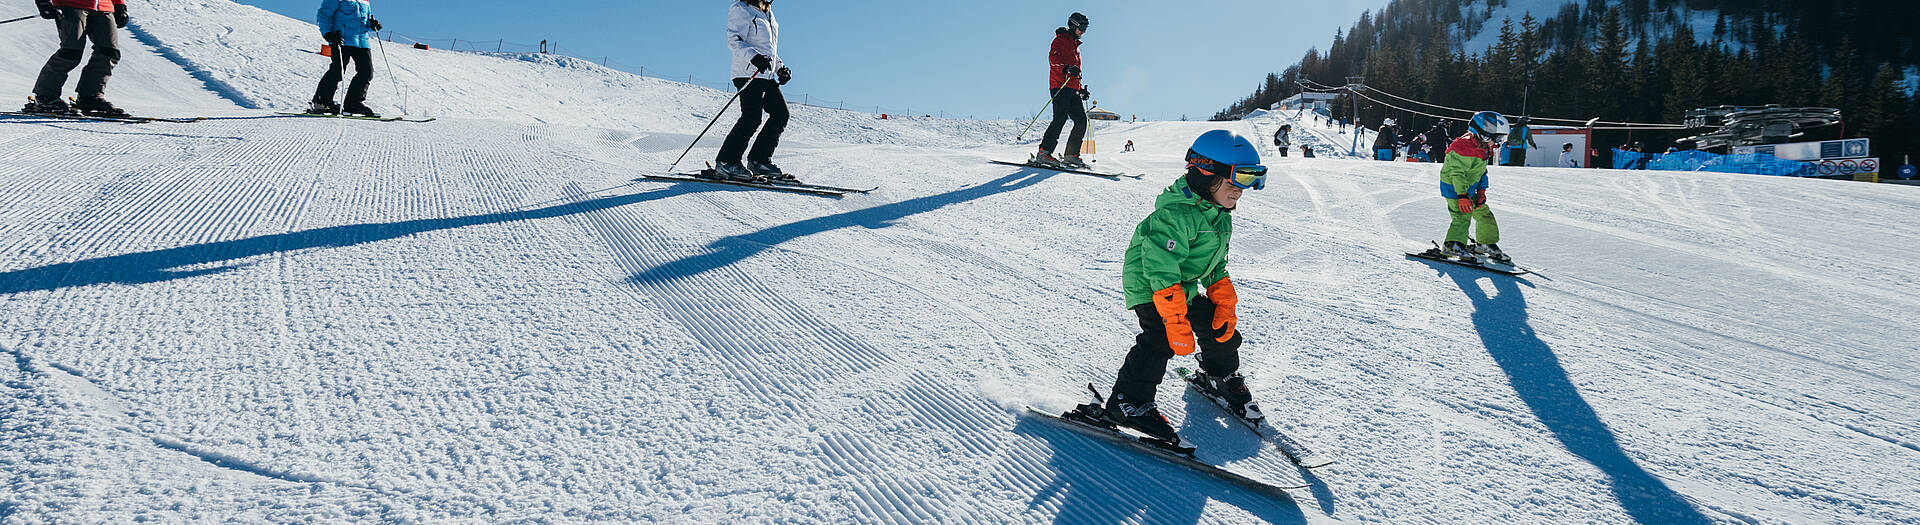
[1176, 367, 1335, 469]
[1, 111, 202, 124]
[1405, 241, 1530, 276]
[273, 112, 436, 123]
[669, 169, 876, 194]
[640, 173, 849, 197]
[988, 159, 1141, 179]
[1024, 389, 1307, 495]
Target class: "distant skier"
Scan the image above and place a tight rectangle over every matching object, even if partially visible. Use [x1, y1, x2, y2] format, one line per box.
[1426, 121, 1452, 163]
[310, 0, 383, 117]
[1123, 140, 1135, 152]
[1502, 117, 1537, 166]
[712, 0, 795, 182]
[25, 0, 132, 117]
[1559, 142, 1579, 168]
[1272, 124, 1291, 157]
[1034, 12, 1092, 169]
[1372, 118, 1400, 161]
[1300, 144, 1315, 158]
[1438, 111, 1511, 264]
[1071, 130, 1268, 445]
[1407, 132, 1430, 162]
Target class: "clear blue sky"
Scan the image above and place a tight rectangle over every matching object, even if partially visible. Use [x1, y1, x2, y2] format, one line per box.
[236, 0, 1384, 120]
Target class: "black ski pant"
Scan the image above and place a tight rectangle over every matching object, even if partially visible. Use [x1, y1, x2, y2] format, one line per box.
[33, 7, 120, 102]
[1111, 294, 1242, 404]
[1274, 144, 1289, 157]
[314, 45, 374, 106]
[1039, 88, 1088, 156]
[717, 78, 789, 165]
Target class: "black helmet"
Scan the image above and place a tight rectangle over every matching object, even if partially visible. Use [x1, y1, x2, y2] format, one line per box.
[1068, 12, 1089, 32]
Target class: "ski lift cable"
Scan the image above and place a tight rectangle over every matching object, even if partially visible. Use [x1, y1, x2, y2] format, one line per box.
[1358, 84, 1684, 128]
[1347, 89, 1680, 132]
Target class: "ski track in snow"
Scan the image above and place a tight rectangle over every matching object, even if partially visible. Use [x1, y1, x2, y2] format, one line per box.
[2, 1, 1919, 523]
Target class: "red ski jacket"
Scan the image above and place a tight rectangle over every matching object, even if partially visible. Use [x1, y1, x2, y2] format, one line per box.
[1048, 29, 1082, 91]
[52, 0, 124, 12]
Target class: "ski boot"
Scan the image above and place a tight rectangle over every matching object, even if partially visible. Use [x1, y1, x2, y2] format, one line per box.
[1477, 243, 1511, 265]
[74, 97, 130, 118]
[1031, 148, 1062, 167]
[307, 99, 341, 115]
[710, 162, 766, 182]
[341, 102, 381, 118]
[1193, 371, 1265, 423]
[1059, 154, 1090, 169]
[1442, 240, 1479, 261]
[22, 96, 78, 116]
[1104, 392, 1183, 445]
[748, 160, 797, 183]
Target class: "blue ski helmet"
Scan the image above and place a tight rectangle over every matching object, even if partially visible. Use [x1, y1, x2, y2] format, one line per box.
[1185, 130, 1266, 190]
[1469, 111, 1511, 144]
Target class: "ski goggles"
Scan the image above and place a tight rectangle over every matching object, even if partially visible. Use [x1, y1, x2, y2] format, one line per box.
[1198, 163, 1267, 190]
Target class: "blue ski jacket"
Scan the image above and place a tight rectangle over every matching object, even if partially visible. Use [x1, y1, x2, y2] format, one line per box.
[317, 0, 375, 48]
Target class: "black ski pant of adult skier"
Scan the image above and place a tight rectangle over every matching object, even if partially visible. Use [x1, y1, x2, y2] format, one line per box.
[1111, 295, 1242, 404]
[314, 45, 374, 106]
[717, 78, 788, 165]
[1038, 88, 1088, 156]
[1273, 144, 1289, 157]
[33, 7, 120, 102]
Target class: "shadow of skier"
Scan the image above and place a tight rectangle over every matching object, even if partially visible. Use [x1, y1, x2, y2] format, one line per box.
[628, 170, 1053, 285]
[1439, 266, 1710, 524]
[1014, 417, 1308, 524]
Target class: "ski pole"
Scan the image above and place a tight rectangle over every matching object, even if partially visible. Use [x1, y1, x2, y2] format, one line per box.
[1, 15, 35, 25]
[1016, 75, 1077, 141]
[373, 25, 405, 113]
[668, 65, 765, 173]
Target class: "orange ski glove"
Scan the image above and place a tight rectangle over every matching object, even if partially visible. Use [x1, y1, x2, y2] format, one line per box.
[1456, 196, 1474, 213]
[1206, 277, 1239, 343]
[1152, 284, 1196, 356]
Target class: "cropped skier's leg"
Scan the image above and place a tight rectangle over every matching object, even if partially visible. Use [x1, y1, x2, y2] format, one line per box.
[33, 8, 90, 101]
[1473, 205, 1500, 245]
[1445, 202, 1473, 244]
[747, 81, 788, 163]
[716, 78, 767, 165]
[1038, 88, 1074, 154]
[343, 47, 374, 107]
[1063, 94, 1089, 156]
[1111, 304, 1175, 404]
[1186, 295, 1242, 378]
[74, 10, 119, 99]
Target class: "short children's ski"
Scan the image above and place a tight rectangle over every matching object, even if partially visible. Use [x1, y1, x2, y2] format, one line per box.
[1024, 385, 1307, 495]
[274, 112, 436, 123]
[1405, 241, 1530, 276]
[1176, 367, 1335, 469]
[988, 159, 1141, 179]
[640, 173, 849, 197]
[1, 111, 202, 124]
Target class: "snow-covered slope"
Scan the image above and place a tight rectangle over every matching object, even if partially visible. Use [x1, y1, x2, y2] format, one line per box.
[4, 1, 1920, 523]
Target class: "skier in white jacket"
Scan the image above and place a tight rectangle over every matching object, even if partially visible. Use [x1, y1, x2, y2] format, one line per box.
[713, 0, 793, 182]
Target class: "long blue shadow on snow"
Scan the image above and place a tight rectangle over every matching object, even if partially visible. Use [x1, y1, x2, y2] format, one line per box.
[1432, 264, 1708, 524]
[0, 189, 677, 296]
[628, 170, 1053, 284]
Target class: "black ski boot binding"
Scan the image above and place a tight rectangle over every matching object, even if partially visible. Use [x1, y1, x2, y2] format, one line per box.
[1195, 371, 1264, 423]
[23, 97, 78, 116]
[748, 160, 796, 183]
[74, 97, 130, 118]
[342, 102, 381, 118]
[308, 100, 341, 115]
[1104, 392, 1183, 445]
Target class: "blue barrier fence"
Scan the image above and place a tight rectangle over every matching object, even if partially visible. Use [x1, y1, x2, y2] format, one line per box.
[1611, 148, 1816, 177]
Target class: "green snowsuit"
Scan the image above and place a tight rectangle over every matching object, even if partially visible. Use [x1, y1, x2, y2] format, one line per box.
[1439, 135, 1500, 245]
[1122, 176, 1231, 308]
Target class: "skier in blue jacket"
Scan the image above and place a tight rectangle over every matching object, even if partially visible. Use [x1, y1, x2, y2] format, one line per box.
[310, 0, 382, 117]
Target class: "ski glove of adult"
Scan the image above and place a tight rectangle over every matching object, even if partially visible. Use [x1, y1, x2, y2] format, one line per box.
[367, 18, 381, 32]
[36, 0, 56, 19]
[1206, 278, 1239, 343]
[1152, 284, 1196, 356]
[324, 31, 343, 45]
[1077, 87, 1091, 101]
[776, 66, 791, 85]
[751, 54, 773, 71]
[113, 5, 127, 28]
[1062, 64, 1080, 78]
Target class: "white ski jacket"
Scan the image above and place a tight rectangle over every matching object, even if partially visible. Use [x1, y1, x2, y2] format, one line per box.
[728, 1, 781, 81]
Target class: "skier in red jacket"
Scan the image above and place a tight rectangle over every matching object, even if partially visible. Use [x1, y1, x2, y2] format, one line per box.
[25, 0, 131, 117]
[1035, 12, 1091, 169]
